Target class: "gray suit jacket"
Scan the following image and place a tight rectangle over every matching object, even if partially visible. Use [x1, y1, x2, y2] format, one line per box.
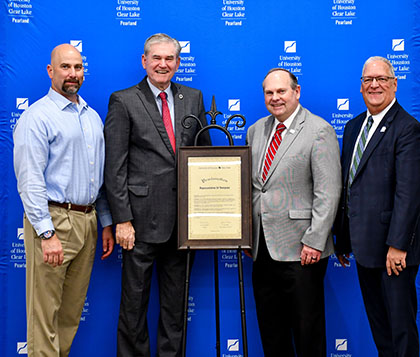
[104, 77, 211, 243]
[246, 105, 341, 261]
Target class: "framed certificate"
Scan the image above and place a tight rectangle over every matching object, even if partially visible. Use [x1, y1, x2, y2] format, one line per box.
[178, 146, 252, 249]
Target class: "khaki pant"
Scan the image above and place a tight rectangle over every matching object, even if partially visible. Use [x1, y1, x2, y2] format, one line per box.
[24, 205, 97, 357]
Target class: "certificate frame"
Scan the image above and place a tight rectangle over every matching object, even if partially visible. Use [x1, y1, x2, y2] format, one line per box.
[178, 146, 252, 249]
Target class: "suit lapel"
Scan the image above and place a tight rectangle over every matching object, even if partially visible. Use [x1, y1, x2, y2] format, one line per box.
[353, 102, 399, 181]
[137, 78, 175, 158]
[263, 107, 305, 184]
[172, 83, 186, 149]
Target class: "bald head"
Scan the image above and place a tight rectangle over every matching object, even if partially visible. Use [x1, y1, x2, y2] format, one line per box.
[51, 44, 82, 64]
[47, 44, 84, 103]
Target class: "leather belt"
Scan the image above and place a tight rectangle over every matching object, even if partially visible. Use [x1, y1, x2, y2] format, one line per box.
[48, 201, 94, 213]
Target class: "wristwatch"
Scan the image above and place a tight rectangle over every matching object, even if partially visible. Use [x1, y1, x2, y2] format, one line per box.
[39, 230, 55, 240]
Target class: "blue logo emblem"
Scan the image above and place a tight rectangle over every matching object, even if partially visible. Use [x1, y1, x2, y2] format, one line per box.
[70, 40, 83, 52]
[335, 338, 348, 351]
[284, 41, 296, 53]
[16, 98, 29, 110]
[179, 41, 191, 54]
[337, 98, 349, 111]
[17, 342, 28, 354]
[228, 99, 240, 111]
[17, 228, 24, 240]
[392, 39, 404, 52]
[227, 339, 239, 351]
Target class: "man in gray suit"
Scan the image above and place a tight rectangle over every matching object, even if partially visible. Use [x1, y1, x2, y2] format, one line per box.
[246, 68, 341, 357]
[104, 33, 210, 356]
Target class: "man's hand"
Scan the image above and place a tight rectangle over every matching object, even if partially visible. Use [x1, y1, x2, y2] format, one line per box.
[116, 221, 136, 250]
[337, 254, 350, 267]
[386, 246, 407, 276]
[101, 225, 115, 260]
[300, 244, 322, 266]
[41, 234, 64, 267]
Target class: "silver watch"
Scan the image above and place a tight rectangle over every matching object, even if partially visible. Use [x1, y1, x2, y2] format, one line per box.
[39, 230, 55, 240]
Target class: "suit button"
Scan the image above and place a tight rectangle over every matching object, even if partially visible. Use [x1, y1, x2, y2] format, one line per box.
[262, 189, 266, 193]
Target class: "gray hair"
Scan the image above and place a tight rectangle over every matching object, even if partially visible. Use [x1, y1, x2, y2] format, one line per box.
[362, 56, 395, 77]
[262, 68, 299, 90]
[144, 33, 181, 58]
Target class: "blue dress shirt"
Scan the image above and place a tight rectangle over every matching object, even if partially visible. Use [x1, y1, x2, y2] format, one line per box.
[13, 88, 112, 235]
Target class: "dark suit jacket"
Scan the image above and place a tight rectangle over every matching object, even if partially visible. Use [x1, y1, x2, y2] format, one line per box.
[104, 77, 211, 244]
[334, 101, 420, 268]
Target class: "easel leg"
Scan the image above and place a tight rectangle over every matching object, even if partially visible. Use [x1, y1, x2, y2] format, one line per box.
[237, 247, 248, 357]
[182, 248, 191, 357]
[214, 249, 221, 357]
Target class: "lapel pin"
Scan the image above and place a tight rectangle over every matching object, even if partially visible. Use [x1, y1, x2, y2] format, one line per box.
[178, 94, 184, 100]
[380, 126, 386, 133]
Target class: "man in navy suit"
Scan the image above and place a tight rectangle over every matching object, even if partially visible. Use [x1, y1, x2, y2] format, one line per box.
[335, 56, 420, 357]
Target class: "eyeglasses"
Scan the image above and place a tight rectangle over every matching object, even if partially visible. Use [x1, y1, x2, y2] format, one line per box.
[360, 76, 395, 84]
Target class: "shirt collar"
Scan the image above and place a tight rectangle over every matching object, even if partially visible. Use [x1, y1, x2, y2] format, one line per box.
[47, 87, 88, 111]
[367, 98, 396, 123]
[147, 77, 173, 99]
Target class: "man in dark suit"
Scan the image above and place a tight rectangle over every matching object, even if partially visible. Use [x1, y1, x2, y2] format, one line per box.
[247, 68, 341, 356]
[335, 56, 420, 357]
[104, 33, 210, 357]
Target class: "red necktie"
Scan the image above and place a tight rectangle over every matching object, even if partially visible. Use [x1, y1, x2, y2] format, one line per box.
[262, 122, 286, 182]
[159, 92, 176, 152]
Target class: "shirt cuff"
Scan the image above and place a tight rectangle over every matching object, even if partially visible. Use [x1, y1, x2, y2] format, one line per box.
[33, 218, 55, 236]
[98, 213, 113, 228]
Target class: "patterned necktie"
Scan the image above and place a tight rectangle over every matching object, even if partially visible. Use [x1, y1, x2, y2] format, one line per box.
[262, 122, 286, 182]
[159, 92, 176, 152]
[348, 115, 374, 186]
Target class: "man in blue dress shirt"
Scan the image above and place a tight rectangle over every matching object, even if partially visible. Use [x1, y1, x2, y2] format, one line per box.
[13, 43, 114, 357]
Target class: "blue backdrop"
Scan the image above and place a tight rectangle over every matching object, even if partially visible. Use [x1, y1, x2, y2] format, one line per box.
[1, 0, 420, 356]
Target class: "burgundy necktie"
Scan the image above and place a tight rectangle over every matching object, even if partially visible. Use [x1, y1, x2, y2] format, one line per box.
[159, 92, 176, 152]
[262, 122, 286, 182]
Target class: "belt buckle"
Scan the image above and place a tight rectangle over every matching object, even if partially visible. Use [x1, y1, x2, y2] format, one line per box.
[67, 203, 72, 210]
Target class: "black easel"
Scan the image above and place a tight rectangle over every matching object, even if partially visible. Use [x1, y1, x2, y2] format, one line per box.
[181, 97, 248, 357]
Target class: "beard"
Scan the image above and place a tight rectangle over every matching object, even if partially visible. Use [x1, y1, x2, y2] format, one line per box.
[62, 80, 80, 95]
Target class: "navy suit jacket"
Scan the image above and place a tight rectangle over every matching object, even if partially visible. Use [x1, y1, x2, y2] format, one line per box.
[334, 101, 420, 268]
